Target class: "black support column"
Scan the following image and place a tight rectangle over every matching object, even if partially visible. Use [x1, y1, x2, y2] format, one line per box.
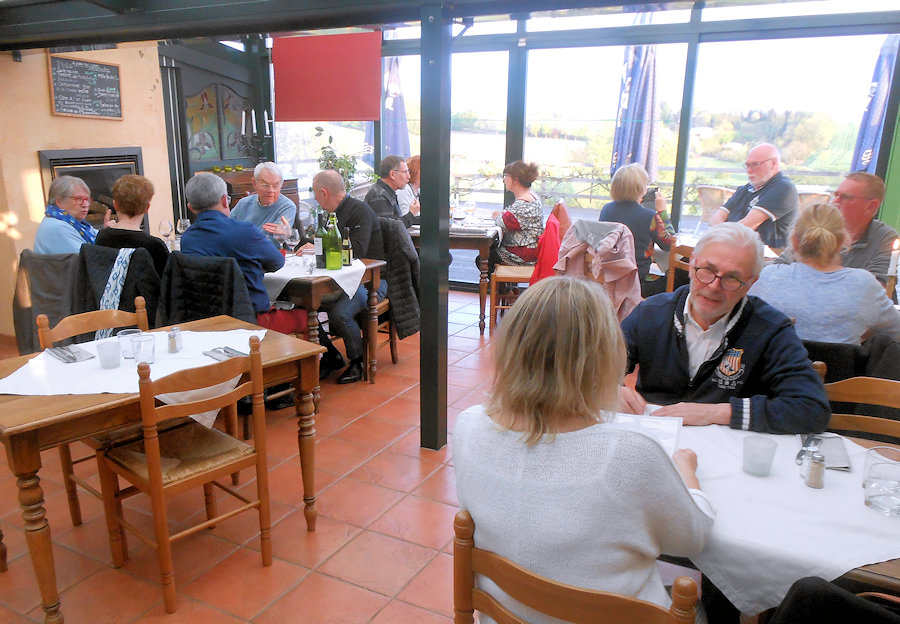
[418, 3, 452, 450]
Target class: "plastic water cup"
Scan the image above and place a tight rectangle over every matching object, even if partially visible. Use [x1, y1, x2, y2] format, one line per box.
[743, 436, 777, 477]
[132, 334, 156, 364]
[96, 339, 120, 369]
[864, 447, 900, 517]
[117, 328, 142, 358]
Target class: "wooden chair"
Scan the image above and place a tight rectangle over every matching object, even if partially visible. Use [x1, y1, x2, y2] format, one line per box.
[362, 297, 399, 380]
[666, 242, 694, 293]
[453, 510, 698, 624]
[489, 265, 534, 332]
[823, 376, 900, 443]
[36, 296, 149, 528]
[96, 336, 271, 613]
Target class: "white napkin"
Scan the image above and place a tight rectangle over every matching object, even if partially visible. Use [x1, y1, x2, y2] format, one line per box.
[263, 258, 366, 301]
[0, 330, 266, 396]
[683, 425, 900, 615]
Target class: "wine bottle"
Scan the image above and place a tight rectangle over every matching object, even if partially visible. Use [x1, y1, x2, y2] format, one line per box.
[314, 212, 327, 269]
[324, 214, 342, 270]
[341, 227, 353, 266]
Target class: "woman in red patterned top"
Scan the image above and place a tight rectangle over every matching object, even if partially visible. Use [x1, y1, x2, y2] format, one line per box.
[491, 161, 545, 268]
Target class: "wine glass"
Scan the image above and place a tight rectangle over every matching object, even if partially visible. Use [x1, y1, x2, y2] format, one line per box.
[158, 220, 174, 249]
[176, 218, 191, 235]
[285, 228, 301, 254]
[272, 224, 287, 251]
[464, 200, 477, 224]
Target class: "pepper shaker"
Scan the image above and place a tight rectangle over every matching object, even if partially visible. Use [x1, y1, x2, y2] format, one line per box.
[805, 451, 825, 489]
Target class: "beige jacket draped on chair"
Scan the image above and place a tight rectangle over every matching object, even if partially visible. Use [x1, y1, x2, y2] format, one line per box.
[554, 219, 642, 321]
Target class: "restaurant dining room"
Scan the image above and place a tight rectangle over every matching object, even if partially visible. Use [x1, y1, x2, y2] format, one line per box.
[1, 1, 900, 623]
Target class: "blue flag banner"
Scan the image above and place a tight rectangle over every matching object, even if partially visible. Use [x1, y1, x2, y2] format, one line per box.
[851, 35, 900, 173]
[365, 56, 411, 166]
[610, 13, 659, 181]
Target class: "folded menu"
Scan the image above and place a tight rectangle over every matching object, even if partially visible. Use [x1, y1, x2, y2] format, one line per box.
[609, 411, 681, 456]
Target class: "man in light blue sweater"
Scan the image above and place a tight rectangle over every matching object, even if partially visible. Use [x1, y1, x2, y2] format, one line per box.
[230, 161, 296, 247]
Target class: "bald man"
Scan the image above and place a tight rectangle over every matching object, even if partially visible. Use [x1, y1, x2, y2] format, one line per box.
[708, 143, 798, 251]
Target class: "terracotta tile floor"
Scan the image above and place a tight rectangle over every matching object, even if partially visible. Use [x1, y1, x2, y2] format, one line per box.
[0, 290, 487, 623]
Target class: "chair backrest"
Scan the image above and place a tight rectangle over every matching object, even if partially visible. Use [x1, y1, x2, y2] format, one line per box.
[550, 200, 572, 242]
[453, 510, 698, 624]
[695, 185, 734, 224]
[824, 376, 900, 442]
[666, 241, 694, 293]
[157, 252, 256, 326]
[886, 274, 897, 301]
[138, 336, 263, 429]
[349, 181, 374, 201]
[13, 248, 82, 354]
[37, 296, 149, 349]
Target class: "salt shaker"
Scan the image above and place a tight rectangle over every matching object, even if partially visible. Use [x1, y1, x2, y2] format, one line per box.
[167, 326, 182, 353]
[805, 451, 825, 489]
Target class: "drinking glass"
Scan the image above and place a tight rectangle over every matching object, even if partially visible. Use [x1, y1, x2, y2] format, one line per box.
[132, 334, 156, 364]
[117, 328, 142, 358]
[285, 228, 301, 253]
[96, 339, 121, 369]
[864, 447, 900, 516]
[464, 200, 477, 223]
[176, 218, 191, 235]
[743, 436, 777, 477]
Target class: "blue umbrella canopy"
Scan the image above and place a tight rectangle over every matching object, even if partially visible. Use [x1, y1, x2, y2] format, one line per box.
[365, 56, 411, 165]
[851, 34, 900, 174]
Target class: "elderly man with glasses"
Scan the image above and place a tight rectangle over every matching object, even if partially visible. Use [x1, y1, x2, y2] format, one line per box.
[708, 143, 799, 253]
[365, 155, 420, 228]
[618, 223, 829, 435]
[778, 172, 898, 287]
[230, 161, 297, 247]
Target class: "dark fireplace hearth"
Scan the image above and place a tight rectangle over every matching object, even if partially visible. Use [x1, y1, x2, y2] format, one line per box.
[38, 147, 144, 230]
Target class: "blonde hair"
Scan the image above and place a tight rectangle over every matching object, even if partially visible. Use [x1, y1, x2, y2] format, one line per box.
[791, 203, 846, 265]
[610, 163, 649, 202]
[486, 276, 625, 445]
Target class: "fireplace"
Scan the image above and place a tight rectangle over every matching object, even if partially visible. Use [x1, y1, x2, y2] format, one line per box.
[38, 147, 144, 230]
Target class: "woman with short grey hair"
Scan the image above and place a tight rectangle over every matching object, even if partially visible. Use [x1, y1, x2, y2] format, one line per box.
[34, 175, 99, 254]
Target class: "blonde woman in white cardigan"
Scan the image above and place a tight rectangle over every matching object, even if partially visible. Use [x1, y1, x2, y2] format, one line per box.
[453, 276, 715, 624]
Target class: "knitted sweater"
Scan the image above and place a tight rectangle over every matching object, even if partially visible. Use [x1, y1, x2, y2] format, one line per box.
[453, 406, 715, 624]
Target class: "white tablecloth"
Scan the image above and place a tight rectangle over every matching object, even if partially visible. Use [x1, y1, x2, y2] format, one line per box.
[0, 330, 266, 396]
[682, 425, 900, 614]
[263, 258, 365, 301]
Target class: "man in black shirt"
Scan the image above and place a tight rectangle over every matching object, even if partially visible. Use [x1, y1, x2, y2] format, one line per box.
[312, 169, 387, 384]
[365, 155, 420, 228]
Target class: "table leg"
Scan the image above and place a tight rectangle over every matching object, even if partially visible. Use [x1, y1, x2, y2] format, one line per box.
[366, 280, 379, 384]
[306, 308, 320, 345]
[477, 253, 490, 335]
[295, 356, 318, 532]
[9, 433, 63, 623]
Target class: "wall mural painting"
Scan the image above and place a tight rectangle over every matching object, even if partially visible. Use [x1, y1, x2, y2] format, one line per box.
[222, 86, 250, 160]
[186, 84, 221, 162]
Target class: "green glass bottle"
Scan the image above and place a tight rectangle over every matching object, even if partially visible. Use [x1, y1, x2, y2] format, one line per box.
[341, 227, 353, 266]
[314, 211, 327, 269]
[324, 213, 342, 270]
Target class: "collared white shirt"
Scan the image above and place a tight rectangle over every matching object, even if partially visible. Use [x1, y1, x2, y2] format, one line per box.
[683, 293, 730, 378]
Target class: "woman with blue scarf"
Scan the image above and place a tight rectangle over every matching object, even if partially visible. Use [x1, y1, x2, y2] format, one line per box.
[34, 175, 98, 254]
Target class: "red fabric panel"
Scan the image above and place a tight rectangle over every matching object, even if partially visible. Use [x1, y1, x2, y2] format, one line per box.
[530, 214, 561, 286]
[272, 32, 382, 121]
[256, 308, 308, 338]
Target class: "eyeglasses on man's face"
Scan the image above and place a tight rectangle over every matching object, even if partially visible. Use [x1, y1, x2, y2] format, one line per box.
[257, 182, 282, 191]
[744, 158, 774, 169]
[393, 167, 409, 175]
[692, 265, 747, 292]
[831, 191, 873, 203]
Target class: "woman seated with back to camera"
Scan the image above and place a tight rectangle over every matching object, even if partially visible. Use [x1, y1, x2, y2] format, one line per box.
[95, 174, 169, 277]
[749, 203, 900, 344]
[453, 276, 715, 624]
[599, 163, 675, 297]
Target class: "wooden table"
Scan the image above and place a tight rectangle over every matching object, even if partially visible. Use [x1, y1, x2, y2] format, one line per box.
[409, 228, 499, 335]
[0, 316, 324, 624]
[273, 258, 385, 383]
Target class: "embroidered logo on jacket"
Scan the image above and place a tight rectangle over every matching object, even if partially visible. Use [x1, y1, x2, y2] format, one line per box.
[715, 348, 745, 389]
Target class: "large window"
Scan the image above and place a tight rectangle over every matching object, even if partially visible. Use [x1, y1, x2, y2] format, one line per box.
[524, 44, 687, 216]
[686, 35, 892, 216]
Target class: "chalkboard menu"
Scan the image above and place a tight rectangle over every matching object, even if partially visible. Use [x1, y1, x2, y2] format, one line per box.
[48, 55, 122, 119]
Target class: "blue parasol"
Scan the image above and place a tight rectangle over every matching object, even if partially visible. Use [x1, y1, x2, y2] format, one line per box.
[851, 34, 900, 173]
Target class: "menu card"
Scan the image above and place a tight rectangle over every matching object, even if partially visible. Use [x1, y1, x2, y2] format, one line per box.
[609, 408, 681, 456]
